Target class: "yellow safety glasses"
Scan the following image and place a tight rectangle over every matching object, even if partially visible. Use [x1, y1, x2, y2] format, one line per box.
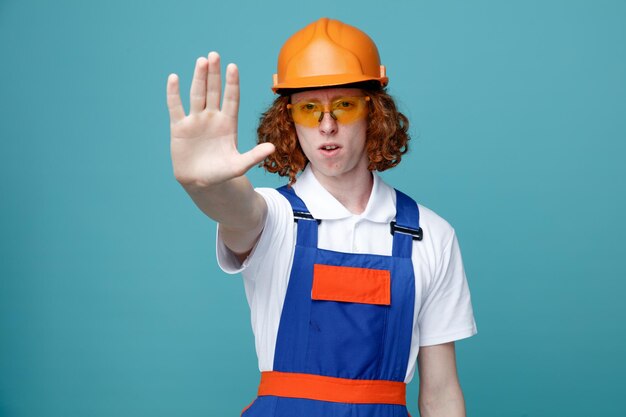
[287, 96, 371, 127]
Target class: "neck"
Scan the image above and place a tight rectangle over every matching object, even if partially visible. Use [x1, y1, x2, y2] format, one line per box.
[311, 168, 374, 215]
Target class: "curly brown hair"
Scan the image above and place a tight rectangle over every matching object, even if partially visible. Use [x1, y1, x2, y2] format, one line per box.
[257, 88, 410, 184]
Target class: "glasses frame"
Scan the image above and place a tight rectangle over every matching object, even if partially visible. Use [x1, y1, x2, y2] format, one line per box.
[287, 95, 371, 126]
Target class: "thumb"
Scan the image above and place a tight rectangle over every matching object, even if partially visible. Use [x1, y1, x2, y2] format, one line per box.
[237, 142, 276, 173]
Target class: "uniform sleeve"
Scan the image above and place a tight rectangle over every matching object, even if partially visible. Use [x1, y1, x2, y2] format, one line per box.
[417, 232, 477, 346]
[215, 188, 294, 276]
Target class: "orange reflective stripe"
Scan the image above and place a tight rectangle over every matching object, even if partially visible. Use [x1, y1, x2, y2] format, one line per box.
[312, 264, 391, 305]
[257, 371, 406, 405]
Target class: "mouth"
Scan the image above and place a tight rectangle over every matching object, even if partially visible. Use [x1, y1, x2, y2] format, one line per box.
[319, 144, 341, 156]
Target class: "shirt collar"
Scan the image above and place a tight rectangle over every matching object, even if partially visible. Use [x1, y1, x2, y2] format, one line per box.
[292, 165, 396, 223]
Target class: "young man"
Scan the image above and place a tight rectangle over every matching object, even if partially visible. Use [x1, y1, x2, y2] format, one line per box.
[167, 18, 476, 417]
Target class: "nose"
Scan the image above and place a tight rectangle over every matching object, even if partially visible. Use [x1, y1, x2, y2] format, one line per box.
[318, 111, 338, 135]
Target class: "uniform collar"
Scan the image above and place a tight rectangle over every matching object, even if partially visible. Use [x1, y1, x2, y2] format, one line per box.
[292, 165, 396, 223]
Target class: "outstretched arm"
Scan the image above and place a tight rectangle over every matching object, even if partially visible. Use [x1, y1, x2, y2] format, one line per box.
[417, 342, 467, 417]
[167, 52, 275, 259]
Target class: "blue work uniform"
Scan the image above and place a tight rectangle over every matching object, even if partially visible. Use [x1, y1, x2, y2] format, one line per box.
[241, 185, 422, 417]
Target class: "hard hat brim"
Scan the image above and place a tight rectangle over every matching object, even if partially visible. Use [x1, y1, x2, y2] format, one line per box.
[272, 73, 389, 94]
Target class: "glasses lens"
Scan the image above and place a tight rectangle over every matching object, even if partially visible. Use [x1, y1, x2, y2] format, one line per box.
[289, 96, 369, 127]
[331, 97, 368, 124]
[290, 101, 323, 127]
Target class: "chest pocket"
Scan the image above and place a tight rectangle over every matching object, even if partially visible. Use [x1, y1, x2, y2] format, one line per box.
[305, 262, 392, 379]
[312, 264, 391, 305]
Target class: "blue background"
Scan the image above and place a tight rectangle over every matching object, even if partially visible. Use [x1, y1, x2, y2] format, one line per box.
[1, 0, 625, 416]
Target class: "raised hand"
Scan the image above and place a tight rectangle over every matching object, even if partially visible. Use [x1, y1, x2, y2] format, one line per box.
[167, 52, 275, 189]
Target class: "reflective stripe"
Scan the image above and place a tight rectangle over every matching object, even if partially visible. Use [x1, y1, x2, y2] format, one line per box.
[257, 371, 406, 405]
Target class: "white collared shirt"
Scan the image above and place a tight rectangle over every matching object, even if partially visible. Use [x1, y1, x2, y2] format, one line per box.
[217, 165, 477, 383]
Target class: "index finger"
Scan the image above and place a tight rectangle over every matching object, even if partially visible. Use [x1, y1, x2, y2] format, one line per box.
[221, 63, 239, 119]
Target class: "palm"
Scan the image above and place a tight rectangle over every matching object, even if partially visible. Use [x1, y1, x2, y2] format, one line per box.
[167, 52, 274, 187]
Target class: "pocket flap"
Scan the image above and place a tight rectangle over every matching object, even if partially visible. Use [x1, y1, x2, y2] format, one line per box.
[312, 264, 391, 305]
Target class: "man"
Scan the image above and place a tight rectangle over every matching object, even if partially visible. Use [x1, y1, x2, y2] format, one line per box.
[167, 17, 476, 417]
